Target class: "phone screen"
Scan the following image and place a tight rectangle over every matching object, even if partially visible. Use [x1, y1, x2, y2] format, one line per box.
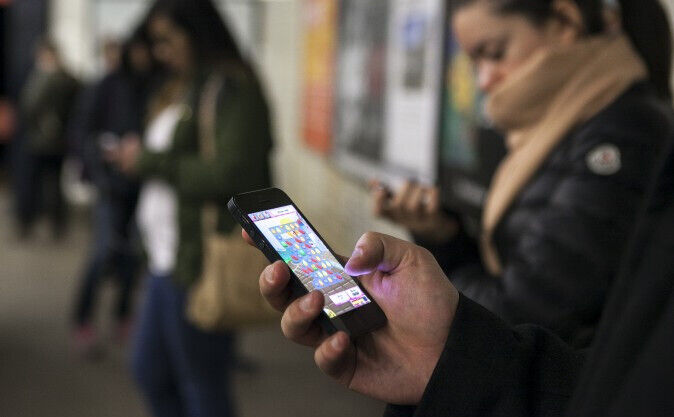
[248, 205, 371, 318]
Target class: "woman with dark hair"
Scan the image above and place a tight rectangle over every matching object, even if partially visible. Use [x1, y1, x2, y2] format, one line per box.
[109, 0, 273, 415]
[371, 0, 673, 348]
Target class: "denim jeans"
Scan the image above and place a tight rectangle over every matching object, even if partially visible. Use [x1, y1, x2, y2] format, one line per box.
[131, 273, 235, 417]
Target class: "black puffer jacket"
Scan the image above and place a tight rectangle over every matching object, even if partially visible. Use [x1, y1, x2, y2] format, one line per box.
[384, 131, 674, 417]
[427, 82, 673, 347]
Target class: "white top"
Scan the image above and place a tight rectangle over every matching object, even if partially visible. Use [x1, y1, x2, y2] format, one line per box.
[136, 104, 183, 275]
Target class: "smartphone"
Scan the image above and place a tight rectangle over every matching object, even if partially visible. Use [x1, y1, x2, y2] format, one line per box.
[98, 132, 120, 152]
[228, 188, 387, 338]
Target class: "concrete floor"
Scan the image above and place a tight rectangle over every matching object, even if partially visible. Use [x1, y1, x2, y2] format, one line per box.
[0, 188, 385, 417]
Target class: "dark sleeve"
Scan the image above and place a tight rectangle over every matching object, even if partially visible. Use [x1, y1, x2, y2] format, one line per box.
[137, 77, 273, 202]
[136, 148, 176, 182]
[385, 294, 585, 417]
[174, 78, 272, 202]
[450, 128, 662, 339]
[70, 83, 104, 177]
[20, 72, 47, 122]
[412, 215, 481, 275]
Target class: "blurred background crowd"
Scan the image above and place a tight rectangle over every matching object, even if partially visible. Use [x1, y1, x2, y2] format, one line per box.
[0, 1, 402, 416]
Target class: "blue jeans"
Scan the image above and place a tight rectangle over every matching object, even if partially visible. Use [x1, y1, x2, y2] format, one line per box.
[131, 273, 235, 417]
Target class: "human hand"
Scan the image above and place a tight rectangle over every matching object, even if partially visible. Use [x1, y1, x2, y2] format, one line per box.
[370, 180, 458, 244]
[256, 231, 459, 404]
[106, 133, 141, 175]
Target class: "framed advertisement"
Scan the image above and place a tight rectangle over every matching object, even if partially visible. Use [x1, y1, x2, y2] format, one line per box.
[301, 0, 337, 154]
[333, 0, 444, 186]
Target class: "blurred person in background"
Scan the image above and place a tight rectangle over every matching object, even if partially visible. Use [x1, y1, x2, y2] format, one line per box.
[370, 0, 672, 348]
[108, 0, 273, 415]
[69, 27, 160, 357]
[18, 39, 79, 239]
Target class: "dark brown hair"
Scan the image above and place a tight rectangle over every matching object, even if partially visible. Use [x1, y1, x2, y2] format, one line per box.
[452, 0, 672, 99]
[145, 0, 246, 68]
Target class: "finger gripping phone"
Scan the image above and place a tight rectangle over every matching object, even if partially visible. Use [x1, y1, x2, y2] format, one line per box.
[228, 188, 387, 338]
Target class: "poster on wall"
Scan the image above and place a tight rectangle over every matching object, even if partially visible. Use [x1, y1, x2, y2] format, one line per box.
[333, 0, 389, 169]
[301, 0, 337, 154]
[441, 34, 483, 171]
[383, 0, 444, 184]
[333, 0, 444, 186]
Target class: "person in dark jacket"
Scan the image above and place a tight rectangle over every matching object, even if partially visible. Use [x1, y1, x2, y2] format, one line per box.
[370, 0, 672, 348]
[18, 39, 79, 239]
[257, 138, 674, 417]
[70, 29, 158, 355]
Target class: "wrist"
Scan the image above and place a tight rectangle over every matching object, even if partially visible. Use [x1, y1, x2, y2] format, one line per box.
[408, 291, 458, 403]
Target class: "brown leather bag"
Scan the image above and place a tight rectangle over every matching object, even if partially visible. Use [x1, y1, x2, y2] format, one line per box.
[186, 73, 278, 331]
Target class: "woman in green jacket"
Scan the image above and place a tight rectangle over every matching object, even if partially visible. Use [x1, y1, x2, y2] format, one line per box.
[111, 1, 272, 415]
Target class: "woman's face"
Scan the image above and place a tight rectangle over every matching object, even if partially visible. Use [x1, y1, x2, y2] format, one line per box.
[149, 15, 193, 74]
[452, 1, 577, 94]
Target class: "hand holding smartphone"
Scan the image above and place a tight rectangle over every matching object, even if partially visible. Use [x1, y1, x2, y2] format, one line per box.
[228, 188, 387, 338]
[369, 179, 459, 244]
[233, 191, 459, 404]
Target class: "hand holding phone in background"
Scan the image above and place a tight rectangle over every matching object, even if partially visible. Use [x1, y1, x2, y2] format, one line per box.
[370, 179, 458, 244]
[104, 132, 142, 175]
[98, 132, 121, 153]
[254, 231, 459, 405]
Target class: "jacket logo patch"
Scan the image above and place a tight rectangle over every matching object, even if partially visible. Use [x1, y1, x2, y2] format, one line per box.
[586, 144, 621, 175]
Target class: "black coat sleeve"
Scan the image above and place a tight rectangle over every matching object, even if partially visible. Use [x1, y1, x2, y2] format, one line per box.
[412, 213, 482, 275]
[385, 294, 586, 417]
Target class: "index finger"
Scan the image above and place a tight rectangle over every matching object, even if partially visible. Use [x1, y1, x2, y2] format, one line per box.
[372, 187, 389, 217]
[424, 187, 441, 215]
[260, 261, 293, 311]
[242, 229, 255, 247]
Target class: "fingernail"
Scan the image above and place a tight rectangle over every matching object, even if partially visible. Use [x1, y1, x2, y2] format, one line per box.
[351, 247, 363, 259]
[266, 272, 275, 284]
[300, 294, 314, 311]
[331, 334, 344, 350]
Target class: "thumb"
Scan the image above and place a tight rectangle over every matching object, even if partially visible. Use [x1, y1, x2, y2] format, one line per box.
[344, 232, 410, 276]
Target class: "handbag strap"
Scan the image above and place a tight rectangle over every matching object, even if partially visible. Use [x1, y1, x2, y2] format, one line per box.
[198, 73, 225, 236]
